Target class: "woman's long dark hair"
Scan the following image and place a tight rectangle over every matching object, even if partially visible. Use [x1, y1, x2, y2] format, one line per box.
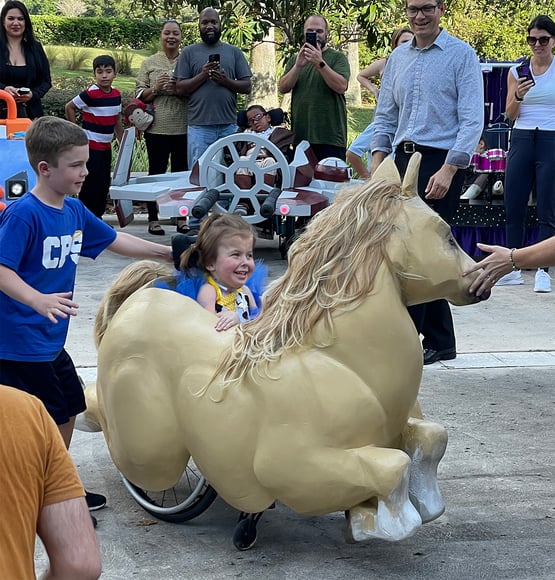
[527, 15, 555, 37]
[0, 1, 38, 46]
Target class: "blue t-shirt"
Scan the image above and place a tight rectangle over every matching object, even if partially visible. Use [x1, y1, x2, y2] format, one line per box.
[0, 193, 117, 361]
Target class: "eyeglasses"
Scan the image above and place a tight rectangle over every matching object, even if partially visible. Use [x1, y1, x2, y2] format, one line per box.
[405, 4, 438, 17]
[526, 36, 552, 46]
[247, 113, 265, 126]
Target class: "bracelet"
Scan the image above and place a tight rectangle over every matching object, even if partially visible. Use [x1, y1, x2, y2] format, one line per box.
[509, 248, 519, 270]
[514, 92, 523, 102]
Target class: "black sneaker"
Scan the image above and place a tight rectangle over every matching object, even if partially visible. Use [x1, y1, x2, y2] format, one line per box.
[86, 490, 107, 511]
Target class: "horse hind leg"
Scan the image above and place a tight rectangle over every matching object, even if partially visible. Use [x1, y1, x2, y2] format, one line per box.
[401, 417, 448, 523]
[75, 380, 102, 432]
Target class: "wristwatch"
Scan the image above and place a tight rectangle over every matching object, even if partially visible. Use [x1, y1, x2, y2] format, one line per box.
[318, 61, 326, 69]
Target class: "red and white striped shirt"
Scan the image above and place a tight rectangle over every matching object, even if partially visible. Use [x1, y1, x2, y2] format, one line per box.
[71, 84, 121, 151]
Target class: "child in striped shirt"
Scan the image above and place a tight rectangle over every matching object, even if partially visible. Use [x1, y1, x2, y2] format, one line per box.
[65, 55, 123, 218]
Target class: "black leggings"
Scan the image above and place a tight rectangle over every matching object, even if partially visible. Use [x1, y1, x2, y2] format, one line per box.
[504, 128, 555, 251]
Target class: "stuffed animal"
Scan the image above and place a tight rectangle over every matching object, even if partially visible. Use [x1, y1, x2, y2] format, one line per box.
[123, 99, 154, 132]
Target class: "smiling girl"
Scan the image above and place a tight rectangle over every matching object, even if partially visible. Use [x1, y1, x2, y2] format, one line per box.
[179, 214, 258, 331]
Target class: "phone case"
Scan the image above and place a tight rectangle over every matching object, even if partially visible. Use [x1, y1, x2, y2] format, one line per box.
[516, 60, 534, 83]
[305, 32, 317, 47]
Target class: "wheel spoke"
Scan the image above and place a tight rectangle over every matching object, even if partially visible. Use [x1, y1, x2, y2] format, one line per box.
[120, 458, 217, 522]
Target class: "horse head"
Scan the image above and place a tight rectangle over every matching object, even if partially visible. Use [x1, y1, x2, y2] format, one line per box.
[373, 153, 490, 307]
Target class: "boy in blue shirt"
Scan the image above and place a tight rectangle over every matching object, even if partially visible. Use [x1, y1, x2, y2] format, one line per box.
[0, 116, 172, 513]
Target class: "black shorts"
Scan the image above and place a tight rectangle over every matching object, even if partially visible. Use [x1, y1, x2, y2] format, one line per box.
[0, 349, 86, 425]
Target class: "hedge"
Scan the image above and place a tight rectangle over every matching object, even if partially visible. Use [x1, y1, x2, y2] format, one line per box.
[31, 16, 198, 50]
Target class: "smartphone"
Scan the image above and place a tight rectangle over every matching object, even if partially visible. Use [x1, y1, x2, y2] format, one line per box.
[516, 60, 535, 85]
[305, 31, 318, 47]
[17, 87, 31, 95]
[208, 54, 220, 66]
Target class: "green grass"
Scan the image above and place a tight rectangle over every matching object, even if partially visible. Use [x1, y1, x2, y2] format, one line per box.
[48, 45, 150, 93]
[51, 66, 138, 93]
[347, 106, 374, 146]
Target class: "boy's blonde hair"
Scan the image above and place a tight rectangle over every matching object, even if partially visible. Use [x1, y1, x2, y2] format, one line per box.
[25, 117, 89, 171]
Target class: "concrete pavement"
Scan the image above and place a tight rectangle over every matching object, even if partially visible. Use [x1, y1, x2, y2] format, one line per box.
[36, 214, 555, 579]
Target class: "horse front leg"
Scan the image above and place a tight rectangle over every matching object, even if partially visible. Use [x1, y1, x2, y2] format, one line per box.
[401, 417, 448, 523]
[345, 448, 422, 543]
[254, 441, 422, 542]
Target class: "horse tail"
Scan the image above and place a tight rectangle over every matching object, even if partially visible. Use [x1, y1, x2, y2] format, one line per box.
[94, 260, 175, 348]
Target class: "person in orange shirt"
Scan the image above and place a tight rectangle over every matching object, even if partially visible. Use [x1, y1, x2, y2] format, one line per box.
[0, 384, 101, 579]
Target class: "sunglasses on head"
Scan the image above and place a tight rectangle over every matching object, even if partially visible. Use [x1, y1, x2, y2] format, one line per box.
[526, 35, 552, 46]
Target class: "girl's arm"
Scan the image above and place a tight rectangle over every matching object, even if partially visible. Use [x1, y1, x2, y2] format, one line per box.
[197, 283, 218, 314]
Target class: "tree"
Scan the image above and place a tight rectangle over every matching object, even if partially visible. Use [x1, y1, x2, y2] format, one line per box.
[56, 0, 87, 17]
[136, 0, 399, 55]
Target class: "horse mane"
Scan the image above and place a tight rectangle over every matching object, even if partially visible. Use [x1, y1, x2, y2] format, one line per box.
[215, 177, 404, 385]
[94, 260, 175, 348]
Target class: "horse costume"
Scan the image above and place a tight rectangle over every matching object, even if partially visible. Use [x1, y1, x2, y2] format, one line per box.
[83, 154, 487, 543]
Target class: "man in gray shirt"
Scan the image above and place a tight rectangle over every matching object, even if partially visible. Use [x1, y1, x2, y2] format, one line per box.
[370, 0, 483, 365]
[175, 8, 252, 168]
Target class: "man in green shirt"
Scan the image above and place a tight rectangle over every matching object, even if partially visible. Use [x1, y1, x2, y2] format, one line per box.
[279, 14, 350, 161]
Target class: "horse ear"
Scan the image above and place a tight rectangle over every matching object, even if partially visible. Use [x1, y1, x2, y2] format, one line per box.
[401, 152, 422, 198]
[371, 157, 401, 187]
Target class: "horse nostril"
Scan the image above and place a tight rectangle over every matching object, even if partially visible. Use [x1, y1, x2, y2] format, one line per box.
[478, 289, 491, 301]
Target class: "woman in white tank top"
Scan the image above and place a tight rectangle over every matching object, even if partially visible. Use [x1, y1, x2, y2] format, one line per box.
[499, 15, 555, 292]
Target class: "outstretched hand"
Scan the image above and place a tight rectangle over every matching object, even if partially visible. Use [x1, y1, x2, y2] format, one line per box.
[463, 243, 512, 296]
[33, 291, 79, 324]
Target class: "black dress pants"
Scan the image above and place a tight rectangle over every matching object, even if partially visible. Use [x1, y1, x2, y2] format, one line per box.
[394, 146, 466, 352]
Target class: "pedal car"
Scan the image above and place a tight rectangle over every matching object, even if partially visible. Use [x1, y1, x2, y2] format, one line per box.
[0, 89, 34, 211]
[109, 120, 360, 257]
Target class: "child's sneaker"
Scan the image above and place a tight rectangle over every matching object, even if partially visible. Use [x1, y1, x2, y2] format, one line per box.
[534, 269, 551, 293]
[460, 183, 481, 200]
[86, 490, 107, 511]
[495, 270, 523, 286]
[492, 180, 504, 195]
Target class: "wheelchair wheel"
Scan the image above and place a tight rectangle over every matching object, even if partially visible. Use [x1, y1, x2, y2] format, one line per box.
[120, 459, 217, 523]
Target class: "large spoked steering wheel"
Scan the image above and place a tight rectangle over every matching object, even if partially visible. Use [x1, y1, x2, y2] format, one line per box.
[197, 133, 292, 224]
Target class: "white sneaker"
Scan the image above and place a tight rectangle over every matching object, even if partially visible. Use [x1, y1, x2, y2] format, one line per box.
[534, 269, 552, 293]
[495, 270, 524, 286]
[460, 183, 482, 200]
[492, 180, 504, 195]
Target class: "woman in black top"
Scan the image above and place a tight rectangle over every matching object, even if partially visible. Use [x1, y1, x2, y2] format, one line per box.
[0, 1, 51, 119]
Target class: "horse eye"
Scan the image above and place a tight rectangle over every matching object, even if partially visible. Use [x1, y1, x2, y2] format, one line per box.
[448, 236, 457, 247]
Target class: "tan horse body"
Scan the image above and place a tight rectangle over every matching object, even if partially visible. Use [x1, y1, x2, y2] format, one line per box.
[85, 156, 486, 542]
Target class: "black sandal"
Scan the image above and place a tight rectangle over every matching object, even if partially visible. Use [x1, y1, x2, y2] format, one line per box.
[176, 221, 190, 234]
[148, 223, 165, 236]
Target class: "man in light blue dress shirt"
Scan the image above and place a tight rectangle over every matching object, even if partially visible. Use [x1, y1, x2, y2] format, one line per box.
[370, 0, 484, 365]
